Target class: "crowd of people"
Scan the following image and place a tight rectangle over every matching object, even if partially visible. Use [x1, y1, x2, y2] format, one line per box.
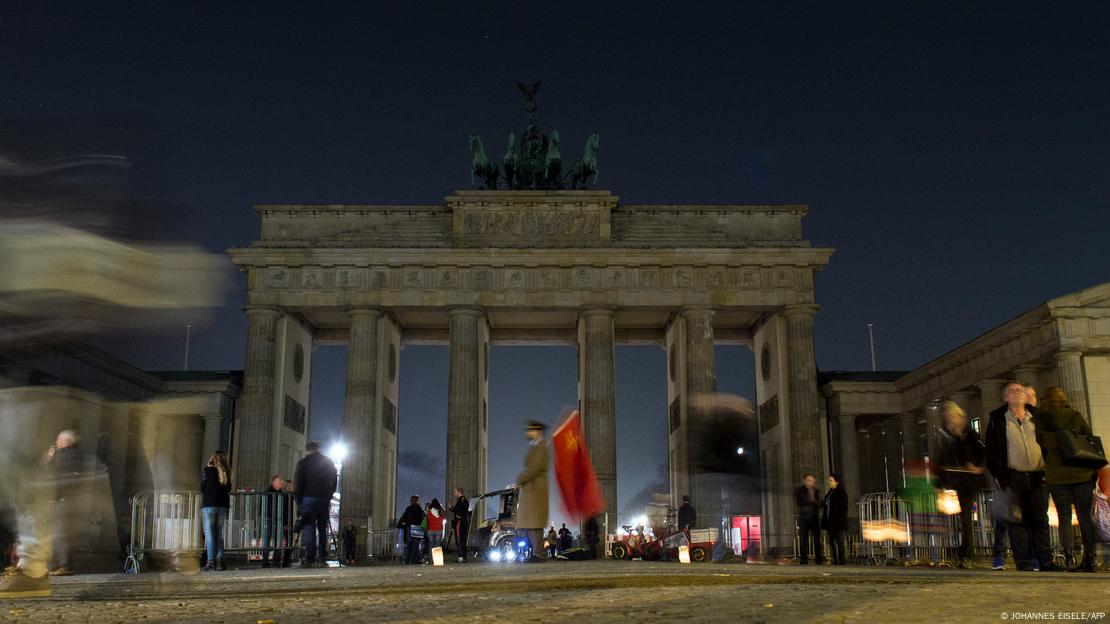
[796, 381, 1108, 571]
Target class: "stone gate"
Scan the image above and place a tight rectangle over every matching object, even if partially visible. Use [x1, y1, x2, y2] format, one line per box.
[228, 189, 834, 555]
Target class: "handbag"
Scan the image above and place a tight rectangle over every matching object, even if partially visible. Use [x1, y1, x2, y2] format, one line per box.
[1093, 491, 1110, 543]
[1057, 428, 1108, 470]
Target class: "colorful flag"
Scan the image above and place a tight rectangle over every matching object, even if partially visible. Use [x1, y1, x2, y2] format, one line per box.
[552, 410, 606, 520]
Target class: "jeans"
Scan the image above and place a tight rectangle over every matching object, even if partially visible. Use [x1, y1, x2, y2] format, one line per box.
[404, 535, 423, 564]
[1008, 472, 1052, 569]
[827, 530, 846, 565]
[428, 531, 442, 553]
[201, 506, 228, 563]
[992, 519, 1010, 561]
[798, 517, 822, 564]
[1048, 481, 1097, 562]
[955, 488, 976, 561]
[299, 496, 330, 564]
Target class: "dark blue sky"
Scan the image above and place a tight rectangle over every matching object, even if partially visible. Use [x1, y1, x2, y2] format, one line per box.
[4, 2, 1109, 518]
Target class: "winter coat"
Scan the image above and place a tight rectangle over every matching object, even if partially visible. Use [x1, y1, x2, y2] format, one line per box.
[200, 466, 231, 509]
[515, 439, 549, 529]
[985, 403, 1037, 488]
[1035, 406, 1098, 486]
[293, 451, 338, 505]
[822, 486, 848, 532]
[938, 427, 986, 494]
[677, 502, 697, 529]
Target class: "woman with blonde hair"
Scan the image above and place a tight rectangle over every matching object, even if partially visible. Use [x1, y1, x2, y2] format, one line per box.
[199, 450, 232, 571]
[937, 400, 985, 568]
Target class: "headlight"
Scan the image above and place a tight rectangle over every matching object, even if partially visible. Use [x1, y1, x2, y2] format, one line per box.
[488, 550, 502, 562]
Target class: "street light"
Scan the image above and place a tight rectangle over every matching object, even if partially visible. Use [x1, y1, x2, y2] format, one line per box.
[326, 441, 349, 465]
[736, 447, 745, 455]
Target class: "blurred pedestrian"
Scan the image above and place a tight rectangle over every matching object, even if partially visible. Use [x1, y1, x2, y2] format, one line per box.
[426, 498, 446, 557]
[262, 474, 286, 568]
[985, 381, 1056, 571]
[558, 523, 572, 552]
[677, 495, 696, 530]
[795, 474, 823, 565]
[397, 495, 425, 565]
[450, 487, 470, 563]
[546, 526, 558, 558]
[516, 420, 550, 561]
[1036, 387, 1100, 572]
[44, 430, 82, 577]
[293, 442, 338, 568]
[342, 519, 358, 566]
[937, 401, 986, 569]
[823, 473, 848, 565]
[585, 516, 600, 559]
[200, 450, 232, 571]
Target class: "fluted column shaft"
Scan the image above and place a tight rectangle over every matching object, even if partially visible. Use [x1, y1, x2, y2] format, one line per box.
[784, 305, 821, 486]
[681, 308, 717, 526]
[580, 309, 617, 521]
[339, 308, 382, 543]
[837, 413, 861, 516]
[236, 307, 280, 489]
[446, 308, 486, 511]
[976, 380, 1005, 433]
[202, 413, 223, 460]
[1055, 351, 1089, 419]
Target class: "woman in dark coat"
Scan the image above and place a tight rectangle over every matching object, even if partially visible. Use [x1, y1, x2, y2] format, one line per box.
[937, 400, 986, 569]
[1035, 387, 1099, 572]
[823, 473, 849, 565]
[199, 450, 232, 571]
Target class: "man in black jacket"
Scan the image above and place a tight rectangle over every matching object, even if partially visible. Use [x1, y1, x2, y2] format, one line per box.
[984, 381, 1055, 571]
[398, 495, 425, 564]
[677, 495, 696, 530]
[450, 487, 470, 563]
[795, 474, 823, 564]
[293, 442, 338, 568]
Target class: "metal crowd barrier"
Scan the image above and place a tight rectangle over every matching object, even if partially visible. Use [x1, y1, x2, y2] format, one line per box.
[857, 490, 1084, 568]
[367, 528, 402, 562]
[125, 490, 297, 573]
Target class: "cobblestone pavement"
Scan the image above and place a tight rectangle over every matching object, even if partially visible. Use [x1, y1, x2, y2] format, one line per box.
[4, 561, 1109, 624]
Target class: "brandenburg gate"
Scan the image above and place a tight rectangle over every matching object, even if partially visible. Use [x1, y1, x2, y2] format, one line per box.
[228, 189, 833, 555]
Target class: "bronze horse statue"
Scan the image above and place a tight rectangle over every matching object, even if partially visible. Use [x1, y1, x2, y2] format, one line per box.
[570, 133, 600, 189]
[469, 134, 499, 190]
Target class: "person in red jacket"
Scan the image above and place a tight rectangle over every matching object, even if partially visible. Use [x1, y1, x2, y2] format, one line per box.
[426, 499, 446, 560]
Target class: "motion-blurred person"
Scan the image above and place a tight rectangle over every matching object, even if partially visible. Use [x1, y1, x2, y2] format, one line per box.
[516, 420, 550, 561]
[200, 451, 232, 571]
[677, 495, 696, 530]
[823, 474, 848, 565]
[262, 474, 286, 568]
[585, 515, 600, 560]
[546, 526, 558, 558]
[397, 496, 425, 565]
[426, 498, 446, 557]
[450, 487, 470, 563]
[1035, 387, 1100, 572]
[293, 442, 338, 568]
[44, 430, 82, 576]
[341, 519, 358, 566]
[985, 381, 1056, 571]
[558, 523, 572, 552]
[795, 474, 823, 565]
[937, 401, 986, 569]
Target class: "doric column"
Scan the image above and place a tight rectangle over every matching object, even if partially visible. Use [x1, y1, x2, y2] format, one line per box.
[681, 307, 717, 527]
[837, 413, 862, 512]
[338, 308, 382, 550]
[235, 307, 280, 489]
[950, 390, 973, 414]
[1054, 351, 1089, 419]
[784, 305, 822, 486]
[202, 413, 223, 459]
[1012, 365, 1039, 387]
[579, 309, 617, 521]
[976, 379, 1005, 432]
[446, 308, 487, 515]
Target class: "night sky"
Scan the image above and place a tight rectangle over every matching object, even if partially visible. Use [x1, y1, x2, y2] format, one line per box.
[4, 2, 1109, 523]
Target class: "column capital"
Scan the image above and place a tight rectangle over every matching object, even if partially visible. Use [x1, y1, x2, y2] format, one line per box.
[950, 389, 974, 400]
[1053, 350, 1083, 362]
[976, 379, 1007, 389]
[679, 306, 716, 320]
[580, 307, 617, 319]
[448, 307, 485, 319]
[243, 306, 280, 319]
[347, 307, 383, 320]
[782, 304, 820, 318]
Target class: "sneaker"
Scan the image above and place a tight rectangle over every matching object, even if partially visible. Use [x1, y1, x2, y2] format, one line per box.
[0, 568, 51, 598]
[991, 557, 1005, 570]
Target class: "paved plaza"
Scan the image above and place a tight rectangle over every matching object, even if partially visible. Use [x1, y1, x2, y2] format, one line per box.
[5, 560, 1108, 624]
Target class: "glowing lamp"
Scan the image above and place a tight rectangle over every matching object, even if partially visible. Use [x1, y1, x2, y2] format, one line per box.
[678, 545, 691, 564]
[431, 546, 444, 566]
